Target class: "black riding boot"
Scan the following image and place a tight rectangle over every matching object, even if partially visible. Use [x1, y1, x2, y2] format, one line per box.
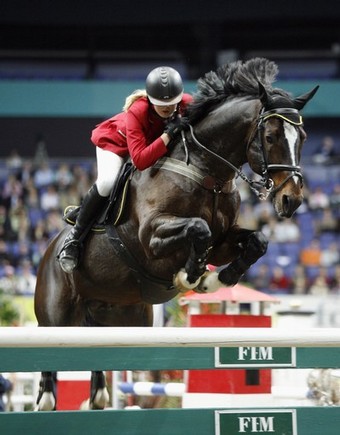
[58, 184, 107, 273]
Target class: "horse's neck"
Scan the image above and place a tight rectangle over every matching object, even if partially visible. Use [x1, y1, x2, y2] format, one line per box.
[184, 98, 261, 180]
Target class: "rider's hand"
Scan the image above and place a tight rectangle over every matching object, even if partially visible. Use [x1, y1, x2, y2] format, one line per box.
[164, 116, 189, 140]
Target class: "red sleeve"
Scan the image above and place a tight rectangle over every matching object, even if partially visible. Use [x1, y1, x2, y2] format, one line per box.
[126, 108, 167, 171]
[179, 93, 193, 114]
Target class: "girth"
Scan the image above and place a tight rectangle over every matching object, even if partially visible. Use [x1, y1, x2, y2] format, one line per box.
[105, 225, 178, 304]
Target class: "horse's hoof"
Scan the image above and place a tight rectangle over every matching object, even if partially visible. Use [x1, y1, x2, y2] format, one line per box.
[174, 269, 201, 292]
[35, 392, 56, 411]
[195, 271, 221, 293]
[80, 399, 90, 410]
[89, 387, 110, 409]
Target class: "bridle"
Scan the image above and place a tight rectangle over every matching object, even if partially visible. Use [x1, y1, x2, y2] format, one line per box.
[256, 107, 304, 197]
[185, 106, 304, 200]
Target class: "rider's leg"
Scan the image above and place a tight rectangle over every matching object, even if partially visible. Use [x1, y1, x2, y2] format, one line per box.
[58, 148, 124, 273]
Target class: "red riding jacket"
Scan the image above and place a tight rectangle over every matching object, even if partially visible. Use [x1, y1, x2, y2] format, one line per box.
[91, 94, 193, 170]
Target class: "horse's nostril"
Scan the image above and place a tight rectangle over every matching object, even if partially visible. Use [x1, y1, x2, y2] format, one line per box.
[282, 194, 302, 218]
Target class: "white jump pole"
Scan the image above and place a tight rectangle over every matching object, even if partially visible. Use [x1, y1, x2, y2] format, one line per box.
[0, 327, 340, 348]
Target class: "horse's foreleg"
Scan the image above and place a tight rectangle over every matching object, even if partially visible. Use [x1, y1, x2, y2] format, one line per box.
[147, 217, 211, 290]
[181, 218, 211, 284]
[198, 229, 268, 292]
[218, 230, 268, 285]
[35, 371, 57, 411]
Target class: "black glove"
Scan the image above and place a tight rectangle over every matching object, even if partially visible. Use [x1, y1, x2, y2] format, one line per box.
[164, 116, 189, 140]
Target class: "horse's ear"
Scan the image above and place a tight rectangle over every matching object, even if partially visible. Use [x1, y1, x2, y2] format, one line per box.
[258, 82, 269, 107]
[293, 85, 319, 110]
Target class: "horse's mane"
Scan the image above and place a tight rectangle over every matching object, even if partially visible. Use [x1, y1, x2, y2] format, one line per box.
[186, 57, 284, 123]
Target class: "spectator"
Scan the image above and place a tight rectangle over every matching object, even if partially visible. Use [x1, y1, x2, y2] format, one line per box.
[0, 265, 18, 295]
[315, 207, 339, 234]
[55, 163, 74, 191]
[0, 205, 15, 241]
[11, 241, 32, 267]
[308, 186, 330, 212]
[320, 242, 340, 268]
[8, 199, 30, 242]
[309, 267, 332, 296]
[0, 241, 14, 267]
[16, 259, 37, 295]
[58, 183, 82, 214]
[6, 149, 23, 173]
[31, 218, 49, 242]
[33, 162, 55, 190]
[18, 159, 34, 187]
[300, 239, 322, 267]
[0, 374, 13, 411]
[45, 210, 64, 238]
[72, 165, 93, 198]
[268, 266, 292, 294]
[312, 135, 338, 165]
[329, 183, 340, 215]
[291, 264, 309, 295]
[262, 216, 300, 243]
[23, 178, 40, 209]
[40, 184, 60, 212]
[1, 174, 23, 209]
[249, 264, 271, 292]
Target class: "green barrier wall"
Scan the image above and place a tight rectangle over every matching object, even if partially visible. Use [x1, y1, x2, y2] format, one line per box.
[0, 79, 336, 117]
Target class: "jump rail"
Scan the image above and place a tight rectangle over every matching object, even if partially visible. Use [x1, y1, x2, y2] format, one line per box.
[1, 327, 340, 435]
[1, 326, 340, 347]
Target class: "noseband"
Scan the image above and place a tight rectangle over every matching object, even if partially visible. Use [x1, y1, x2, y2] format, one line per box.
[186, 107, 304, 200]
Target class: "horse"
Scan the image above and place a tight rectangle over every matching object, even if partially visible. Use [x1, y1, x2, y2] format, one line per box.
[34, 57, 318, 410]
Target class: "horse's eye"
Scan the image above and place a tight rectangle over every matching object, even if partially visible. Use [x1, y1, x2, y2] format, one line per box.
[266, 135, 274, 144]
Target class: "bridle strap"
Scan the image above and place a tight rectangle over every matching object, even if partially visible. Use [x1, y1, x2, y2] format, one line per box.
[188, 125, 272, 199]
[186, 105, 305, 200]
[259, 108, 303, 126]
[267, 164, 301, 172]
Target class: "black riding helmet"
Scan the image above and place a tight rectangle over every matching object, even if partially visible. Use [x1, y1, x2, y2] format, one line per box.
[146, 66, 183, 106]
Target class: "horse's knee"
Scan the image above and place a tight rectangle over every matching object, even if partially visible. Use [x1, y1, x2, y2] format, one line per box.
[246, 231, 268, 261]
[217, 231, 268, 286]
[187, 218, 211, 249]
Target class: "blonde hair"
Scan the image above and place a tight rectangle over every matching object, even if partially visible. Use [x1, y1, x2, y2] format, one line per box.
[123, 89, 147, 112]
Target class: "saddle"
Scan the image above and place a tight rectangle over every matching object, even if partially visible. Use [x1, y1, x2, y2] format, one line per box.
[63, 162, 134, 230]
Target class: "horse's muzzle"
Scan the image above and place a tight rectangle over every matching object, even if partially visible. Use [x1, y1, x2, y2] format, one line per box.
[276, 193, 302, 218]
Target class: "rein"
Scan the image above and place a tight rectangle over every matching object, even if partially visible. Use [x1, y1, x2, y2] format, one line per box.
[187, 106, 304, 200]
[188, 125, 272, 200]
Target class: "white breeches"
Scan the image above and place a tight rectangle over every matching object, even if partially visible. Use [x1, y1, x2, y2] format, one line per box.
[95, 147, 125, 197]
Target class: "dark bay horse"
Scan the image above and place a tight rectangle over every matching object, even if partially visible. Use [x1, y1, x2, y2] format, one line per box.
[34, 58, 318, 410]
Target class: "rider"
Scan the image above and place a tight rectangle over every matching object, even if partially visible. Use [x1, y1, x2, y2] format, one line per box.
[58, 66, 193, 273]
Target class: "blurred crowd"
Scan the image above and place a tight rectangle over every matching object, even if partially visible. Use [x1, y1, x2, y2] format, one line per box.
[0, 148, 96, 295]
[241, 169, 340, 296]
[0, 141, 339, 297]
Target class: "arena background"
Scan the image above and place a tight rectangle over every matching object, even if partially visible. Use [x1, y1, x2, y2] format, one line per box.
[1, 0, 340, 157]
